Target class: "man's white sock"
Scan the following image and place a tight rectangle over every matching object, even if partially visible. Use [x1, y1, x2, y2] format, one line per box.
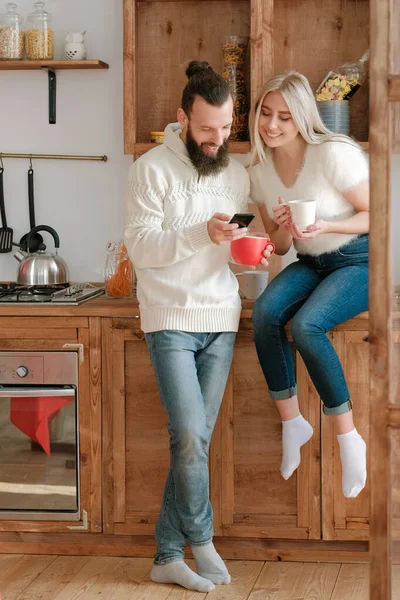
[280, 414, 314, 480]
[150, 561, 215, 592]
[191, 541, 231, 584]
[337, 428, 367, 498]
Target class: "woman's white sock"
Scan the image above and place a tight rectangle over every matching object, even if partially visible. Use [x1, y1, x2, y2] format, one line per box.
[191, 541, 231, 584]
[150, 561, 215, 592]
[337, 428, 367, 498]
[281, 414, 314, 480]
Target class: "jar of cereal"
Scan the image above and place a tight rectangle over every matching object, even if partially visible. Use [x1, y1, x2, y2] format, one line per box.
[25, 0, 53, 60]
[0, 2, 24, 60]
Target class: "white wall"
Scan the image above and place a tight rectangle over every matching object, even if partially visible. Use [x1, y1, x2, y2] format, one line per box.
[0, 0, 131, 283]
[0, 0, 398, 284]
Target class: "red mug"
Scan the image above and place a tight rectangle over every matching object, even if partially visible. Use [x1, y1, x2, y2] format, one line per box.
[231, 233, 275, 266]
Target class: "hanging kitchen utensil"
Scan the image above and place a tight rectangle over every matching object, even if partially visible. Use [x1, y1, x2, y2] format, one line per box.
[14, 225, 69, 286]
[19, 160, 43, 252]
[0, 158, 13, 253]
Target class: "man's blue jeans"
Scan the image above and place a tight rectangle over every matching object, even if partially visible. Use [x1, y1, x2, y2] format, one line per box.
[145, 330, 236, 564]
[252, 234, 369, 415]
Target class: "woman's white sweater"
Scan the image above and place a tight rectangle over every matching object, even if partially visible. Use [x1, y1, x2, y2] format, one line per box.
[249, 141, 369, 256]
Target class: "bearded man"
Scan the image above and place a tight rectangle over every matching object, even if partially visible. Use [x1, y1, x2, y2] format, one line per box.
[124, 60, 268, 593]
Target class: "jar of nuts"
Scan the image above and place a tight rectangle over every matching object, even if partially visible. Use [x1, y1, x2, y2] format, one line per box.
[0, 2, 24, 60]
[26, 0, 53, 60]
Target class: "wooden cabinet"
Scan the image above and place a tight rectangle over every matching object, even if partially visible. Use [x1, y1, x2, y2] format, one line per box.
[102, 317, 170, 535]
[102, 314, 373, 543]
[322, 329, 370, 541]
[210, 323, 321, 540]
[124, 0, 370, 155]
[0, 317, 102, 534]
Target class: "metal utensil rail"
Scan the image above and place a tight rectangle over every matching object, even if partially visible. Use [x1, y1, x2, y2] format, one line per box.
[0, 153, 107, 162]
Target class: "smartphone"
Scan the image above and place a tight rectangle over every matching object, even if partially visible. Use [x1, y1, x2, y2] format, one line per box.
[229, 213, 255, 228]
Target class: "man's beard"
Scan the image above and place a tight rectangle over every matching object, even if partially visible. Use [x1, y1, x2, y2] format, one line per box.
[185, 125, 229, 177]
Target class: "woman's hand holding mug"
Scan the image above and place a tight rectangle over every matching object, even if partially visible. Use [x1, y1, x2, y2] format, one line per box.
[273, 197, 327, 240]
[272, 197, 292, 227]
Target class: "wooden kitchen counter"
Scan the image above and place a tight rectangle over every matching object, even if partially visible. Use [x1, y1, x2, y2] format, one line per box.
[0, 294, 376, 322]
[0, 295, 141, 317]
[0, 298, 399, 562]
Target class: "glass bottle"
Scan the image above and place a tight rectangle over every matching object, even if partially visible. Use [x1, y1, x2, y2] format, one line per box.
[25, 0, 53, 60]
[105, 241, 134, 299]
[316, 50, 369, 101]
[222, 36, 249, 141]
[0, 2, 24, 60]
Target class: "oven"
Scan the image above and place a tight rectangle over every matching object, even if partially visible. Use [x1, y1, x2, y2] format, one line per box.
[0, 352, 80, 521]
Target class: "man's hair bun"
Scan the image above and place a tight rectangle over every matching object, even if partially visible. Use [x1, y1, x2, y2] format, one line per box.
[186, 60, 212, 79]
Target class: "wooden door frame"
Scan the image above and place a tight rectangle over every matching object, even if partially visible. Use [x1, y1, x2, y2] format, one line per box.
[369, 0, 394, 597]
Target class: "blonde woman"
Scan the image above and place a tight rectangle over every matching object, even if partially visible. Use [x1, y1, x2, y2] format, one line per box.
[248, 71, 369, 498]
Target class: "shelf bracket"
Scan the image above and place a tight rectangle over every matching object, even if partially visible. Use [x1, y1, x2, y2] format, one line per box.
[41, 66, 56, 124]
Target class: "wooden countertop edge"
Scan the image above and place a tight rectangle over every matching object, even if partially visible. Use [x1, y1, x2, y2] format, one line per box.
[0, 296, 378, 322]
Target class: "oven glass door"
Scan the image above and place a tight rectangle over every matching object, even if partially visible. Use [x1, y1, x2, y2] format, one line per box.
[0, 385, 79, 520]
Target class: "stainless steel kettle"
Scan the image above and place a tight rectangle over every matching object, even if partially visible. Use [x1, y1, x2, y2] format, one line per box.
[14, 225, 69, 286]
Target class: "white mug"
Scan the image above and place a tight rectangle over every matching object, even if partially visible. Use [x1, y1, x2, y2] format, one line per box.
[236, 270, 269, 300]
[288, 199, 317, 232]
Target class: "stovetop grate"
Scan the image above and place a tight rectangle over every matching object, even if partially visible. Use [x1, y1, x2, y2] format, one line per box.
[0, 283, 104, 305]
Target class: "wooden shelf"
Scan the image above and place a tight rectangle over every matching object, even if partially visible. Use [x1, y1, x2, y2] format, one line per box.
[0, 59, 109, 70]
[0, 59, 109, 123]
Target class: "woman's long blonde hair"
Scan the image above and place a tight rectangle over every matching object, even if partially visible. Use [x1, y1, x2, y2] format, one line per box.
[249, 70, 359, 167]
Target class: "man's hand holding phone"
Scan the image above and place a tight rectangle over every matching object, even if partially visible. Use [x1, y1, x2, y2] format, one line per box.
[208, 213, 253, 245]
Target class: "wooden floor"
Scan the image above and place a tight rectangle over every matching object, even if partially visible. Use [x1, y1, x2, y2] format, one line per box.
[0, 555, 399, 599]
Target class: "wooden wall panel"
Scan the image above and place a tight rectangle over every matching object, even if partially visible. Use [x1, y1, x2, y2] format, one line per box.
[123, 0, 136, 154]
[136, 0, 250, 142]
[369, 0, 392, 588]
[274, 0, 370, 142]
[390, 0, 400, 151]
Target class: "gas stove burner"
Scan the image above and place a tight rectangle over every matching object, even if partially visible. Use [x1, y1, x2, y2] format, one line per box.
[18, 290, 53, 303]
[0, 283, 105, 305]
[0, 282, 17, 292]
[25, 285, 65, 295]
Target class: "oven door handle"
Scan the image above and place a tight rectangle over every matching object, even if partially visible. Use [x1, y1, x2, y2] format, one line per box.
[0, 387, 75, 398]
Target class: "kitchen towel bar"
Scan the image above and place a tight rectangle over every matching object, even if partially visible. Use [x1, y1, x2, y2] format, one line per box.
[0, 153, 108, 162]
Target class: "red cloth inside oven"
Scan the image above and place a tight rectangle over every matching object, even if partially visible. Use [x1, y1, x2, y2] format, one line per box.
[10, 396, 73, 455]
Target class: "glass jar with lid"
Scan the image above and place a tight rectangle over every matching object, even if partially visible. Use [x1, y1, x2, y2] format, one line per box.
[25, 0, 53, 60]
[0, 2, 24, 60]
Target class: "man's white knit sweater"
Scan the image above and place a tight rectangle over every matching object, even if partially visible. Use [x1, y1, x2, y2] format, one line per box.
[124, 123, 250, 333]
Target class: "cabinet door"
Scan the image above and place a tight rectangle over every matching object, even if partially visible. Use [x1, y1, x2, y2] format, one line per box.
[0, 317, 101, 534]
[321, 330, 370, 540]
[210, 322, 321, 540]
[102, 317, 170, 535]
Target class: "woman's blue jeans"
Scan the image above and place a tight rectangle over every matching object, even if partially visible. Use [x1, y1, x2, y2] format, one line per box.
[252, 234, 369, 415]
[145, 330, 236, 564]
